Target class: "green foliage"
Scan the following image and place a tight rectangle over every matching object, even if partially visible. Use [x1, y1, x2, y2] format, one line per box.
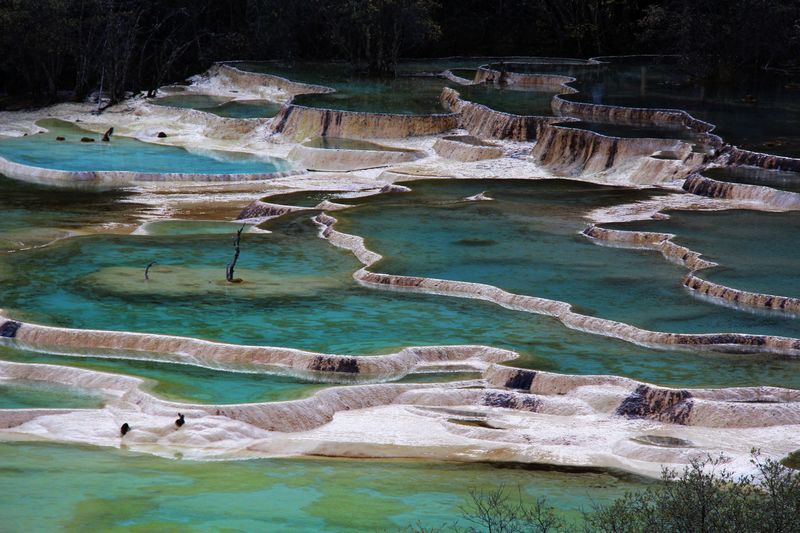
[1, 0, 798, 101]
[637, 0, 800, 80]
[780, 450, 800, 470]
[459, 486, 568, 533]
[407, 454, 800, 533]
[588, 454, 800, 533]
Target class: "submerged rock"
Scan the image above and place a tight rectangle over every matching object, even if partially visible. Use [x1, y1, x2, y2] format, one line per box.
[463, 191, 493, 201]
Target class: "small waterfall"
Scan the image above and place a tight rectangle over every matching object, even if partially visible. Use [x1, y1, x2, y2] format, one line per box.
[530, 124, 699, 182]
[440, 87, 559, 141]
[582, 225, 717, 271]
[269, 104, 458, 141]
[683, 273, 800, 315]
[552, 94, 715, 133]
[724, 146, 800, 173]
[683, 174, 800, 210]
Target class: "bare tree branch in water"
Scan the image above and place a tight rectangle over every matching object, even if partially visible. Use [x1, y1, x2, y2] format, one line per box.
[144, 261, 156, 280]
[225, 225, 245, 283]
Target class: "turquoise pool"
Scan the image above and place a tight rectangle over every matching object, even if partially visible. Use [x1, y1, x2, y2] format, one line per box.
[0, 120, 291, 174]
[154, 94, 282, 118]
[0, 441, 647, 532]
[333, 179, 800, 340]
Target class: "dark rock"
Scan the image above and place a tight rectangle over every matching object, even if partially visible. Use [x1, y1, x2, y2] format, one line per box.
[120, 423, 130, 436]
[482, 391, 540, 411]
[310, 355, 359, 373]
[157, 131, 167, 138]
[0, 320, 21, 338]
[80, 137, 94, 143]
[175, 413, 185, 428]
[504, 370, 535, 391]
[101, 127, 113, 142]
[237, 202, 293, 220]
[56, 136, 65, 141]
[615, 385, 693, 424]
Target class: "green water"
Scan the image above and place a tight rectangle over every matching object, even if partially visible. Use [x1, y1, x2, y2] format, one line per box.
[2, 57, 798, 531]
[457, 82, 558, 115]
[233, 60, 562, 116]
[0, 175, 147, 231]
[0, 441, 647, 532]
[4, 207, 800, 389]
[0, 345, 328, 405]
[0, 377, 104, 409]
[154, 94, 282, 118]
[606, 210, 800, 299]
[234, 61, 451, 114]
[153, 94, 231, 109]
[333, 179, 800, 341]
[704, 166, 800, 194]
[0, 119, 291, 174]
[556, 120, 699, 141]
[549, 58, 800, 158]
[0, 174, 149, 252]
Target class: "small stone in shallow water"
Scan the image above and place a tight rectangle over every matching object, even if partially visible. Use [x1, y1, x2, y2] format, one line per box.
[80, 137, 94, 143]
[463, 191, 493, 201]
[56, 136, 65, 141]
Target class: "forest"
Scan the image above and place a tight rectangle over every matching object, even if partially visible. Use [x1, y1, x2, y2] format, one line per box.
[1, 0, 799, 105]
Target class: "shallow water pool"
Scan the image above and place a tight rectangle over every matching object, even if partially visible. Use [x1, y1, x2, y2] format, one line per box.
[0, 119, 290, 175]
[0, 441, 647, 532]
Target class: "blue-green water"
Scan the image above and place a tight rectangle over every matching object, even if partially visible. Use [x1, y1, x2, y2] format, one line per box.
[606, 210, 800, 299]
[4, 191, 800, 391]
[1, 56, 798, 531]
[455, 83, 558, 115]
[0, 120, 290, 174]
[233, 60, 562, 116]
[553, 58, 800, 157]
[0, 174, 149, 252]
[556, 120, 699, 141]
[0, 345, 328, 405]
[0, 377, 104, 409]
[0, 441, 646, 532]
[334, 179, 800, 340]
[703, 166, 800, 194]
[154, 94, 282, 118]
